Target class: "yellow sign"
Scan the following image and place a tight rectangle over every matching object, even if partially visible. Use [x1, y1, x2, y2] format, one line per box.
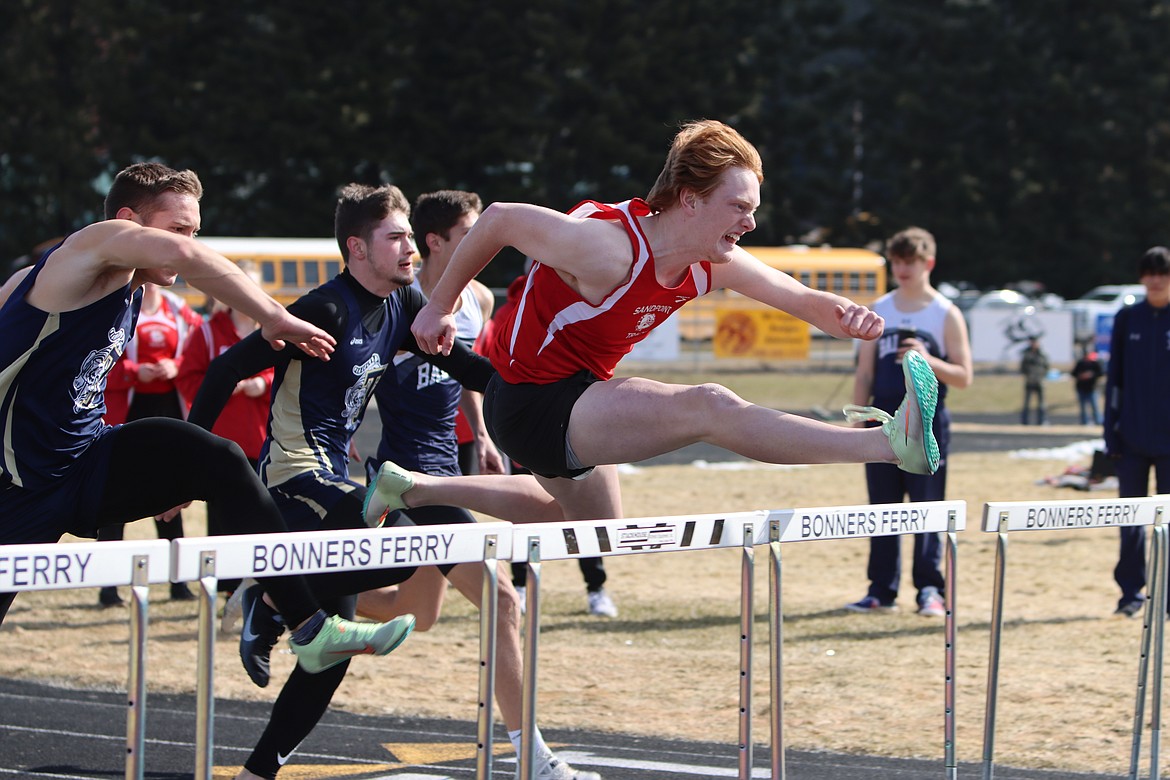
[713, 308, 810, 359]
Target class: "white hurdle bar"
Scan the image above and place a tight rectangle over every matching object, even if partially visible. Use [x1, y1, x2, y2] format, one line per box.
[172, 521, 512, 780]
[0, 539, 171, 780]
[980, 496, 1169, 780]
[769, 500, 966, 780]
[511, 511, 771, 780]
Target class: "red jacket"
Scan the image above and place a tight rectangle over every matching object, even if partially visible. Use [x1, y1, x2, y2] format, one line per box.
[104, 289, 203, 425]
[174, 310, 274, 460]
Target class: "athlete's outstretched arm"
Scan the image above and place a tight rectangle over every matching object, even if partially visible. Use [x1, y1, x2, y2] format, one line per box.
[412, 202, 627, 355]
[34, 221, 335, 359]
[713, 249, 884, 341]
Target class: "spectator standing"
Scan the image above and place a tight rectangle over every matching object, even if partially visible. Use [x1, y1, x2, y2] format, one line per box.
[1019, 336, 1050, 425]
[844, 227, 972, 616]
[1072, 348, 1104, 426]
[1105, 246, 1170, 617]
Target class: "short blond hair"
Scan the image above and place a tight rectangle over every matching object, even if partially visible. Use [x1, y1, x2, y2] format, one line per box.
[645, 120, 763, 213]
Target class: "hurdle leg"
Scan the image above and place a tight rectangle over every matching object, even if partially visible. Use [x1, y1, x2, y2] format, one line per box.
[125, 555, 150, 780]
[519, 538, 542, 780]
[1130, 523, 1160, 780]
[944, 511, 958, 780]
[981, 512, 1009, 780]
[1150, 518, 1167, 780]
[476, 535, 500, 780]
[194, 552, 218, 780]
[768, 518, 785, 780]
[739, 523, 754, 779]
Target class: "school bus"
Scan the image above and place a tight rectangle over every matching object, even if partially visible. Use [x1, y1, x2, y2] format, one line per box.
[676, 244, 887, 341]
[172, 237, 344, 306]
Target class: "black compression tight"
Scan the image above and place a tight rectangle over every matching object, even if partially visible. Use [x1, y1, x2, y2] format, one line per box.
[94, 418, 319, 627]
[241, 488, 418, 778]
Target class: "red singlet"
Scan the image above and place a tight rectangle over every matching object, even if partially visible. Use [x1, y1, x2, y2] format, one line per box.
[487, 198, 712, 383]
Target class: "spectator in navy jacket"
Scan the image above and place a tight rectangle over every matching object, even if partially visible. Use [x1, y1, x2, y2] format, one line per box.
[1105, 246, 1170, 617]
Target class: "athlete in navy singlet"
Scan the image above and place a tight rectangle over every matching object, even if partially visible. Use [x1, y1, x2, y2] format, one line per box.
[0, 164, 414, 682]
[189, 184, 557, 780]
[845, 227, 972, 616]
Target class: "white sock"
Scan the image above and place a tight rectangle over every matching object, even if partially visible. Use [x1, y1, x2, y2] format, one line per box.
[507, 727, 553, 763]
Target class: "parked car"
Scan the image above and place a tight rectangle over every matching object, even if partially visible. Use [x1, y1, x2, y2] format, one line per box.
[969, 289, 1035, 312]
[1065, 284, 1146, 343]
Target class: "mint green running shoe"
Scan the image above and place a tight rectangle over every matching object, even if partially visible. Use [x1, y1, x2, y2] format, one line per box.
[361, 460, 415, 528]
[843, 349, 940, 475]
[290, 613, 415, 674]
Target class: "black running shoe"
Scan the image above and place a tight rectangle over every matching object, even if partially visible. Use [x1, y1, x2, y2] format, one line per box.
[98, 587, 124, 608]
[238, 584, 284, 688]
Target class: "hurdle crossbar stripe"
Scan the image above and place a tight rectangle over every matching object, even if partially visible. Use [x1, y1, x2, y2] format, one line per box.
[981, 495, 1168, 533]
[771, 499, 966, 543]
[171, 521, 513, 581]
[0, 539, 171, 592]
[507, 511, 769, 563]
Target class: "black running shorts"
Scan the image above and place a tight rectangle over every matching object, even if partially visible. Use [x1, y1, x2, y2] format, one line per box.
[483, 370, 601, 479]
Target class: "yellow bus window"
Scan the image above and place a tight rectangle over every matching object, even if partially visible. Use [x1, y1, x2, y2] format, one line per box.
[281, 261, 298, 286]
[303, 262, 320, 286]
[261, 262, 276, 285]
[325, 260, 341, 279]
[832, 272, 844, 292]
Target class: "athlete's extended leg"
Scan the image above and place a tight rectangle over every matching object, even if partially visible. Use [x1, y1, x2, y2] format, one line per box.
[236, 594, 356, 780]
[569, 377, 895, 467]
[95, 418, 320, 628]
[96, 419, 416, 678]
[571, 351, 939, 474]
[367, 468, 565, 526]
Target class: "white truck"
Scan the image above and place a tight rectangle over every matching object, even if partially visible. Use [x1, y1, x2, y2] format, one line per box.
[1065, 284, 1146, 343]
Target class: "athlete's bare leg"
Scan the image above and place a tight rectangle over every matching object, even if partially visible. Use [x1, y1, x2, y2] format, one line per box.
[356, 566, 446, 627]
[395, 472, 565, 523]
[567, 376, 897, 468]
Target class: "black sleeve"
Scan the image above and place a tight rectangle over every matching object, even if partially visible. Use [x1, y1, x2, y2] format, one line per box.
[394, 285, 496, 393]
[187, 292, 347, 430]
[187, 332, 284, 431]
[417, 338, 496, 393]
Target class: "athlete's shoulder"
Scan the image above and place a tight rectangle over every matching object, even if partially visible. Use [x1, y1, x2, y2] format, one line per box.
[288, 284, 346, 337]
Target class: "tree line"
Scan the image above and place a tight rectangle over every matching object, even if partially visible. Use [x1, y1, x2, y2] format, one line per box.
[3, 0, 1169, 294]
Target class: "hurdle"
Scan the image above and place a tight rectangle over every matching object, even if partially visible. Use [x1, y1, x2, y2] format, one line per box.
[980, 496, 1169, 780]
[769, 500, 966, 780]
[511, 511, 770, 779]
[0, 539, 171, 780]
[171, 520, 511, 780]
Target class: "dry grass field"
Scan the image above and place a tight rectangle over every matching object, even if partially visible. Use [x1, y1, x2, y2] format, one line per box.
[1, 362, 1153, 776]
